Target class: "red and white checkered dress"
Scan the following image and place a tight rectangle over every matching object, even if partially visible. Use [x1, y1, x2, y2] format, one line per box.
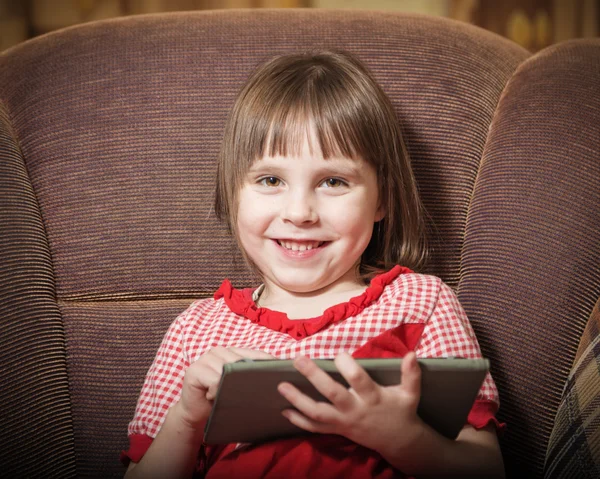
[122, 266, 502, 478]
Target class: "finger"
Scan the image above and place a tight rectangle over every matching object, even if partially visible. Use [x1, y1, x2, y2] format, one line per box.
[200, 347, 273, 399]
[400, 352, 422, 406]
[190, 348, 238, 384]
[197, 348, 242, 379]
[187, 362, 223, 401]
[293, 356, 356, 411]
[229, 347, 275, 360]
[183, 364, 221, 402]
[280, 408, 333, 434]
[278, 381, 339, 429]
[205, 347, 272, 374]
[335, 353, 381, 404]
[208, 346, 245, 364]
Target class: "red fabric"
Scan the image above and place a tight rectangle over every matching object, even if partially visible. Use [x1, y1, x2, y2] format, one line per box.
[203, 435, 405, 479]
[120, 433, 153, 466]
[214, 265, 412, 339]
[352, 324, 425, 358]
[467, 399, 507, 434]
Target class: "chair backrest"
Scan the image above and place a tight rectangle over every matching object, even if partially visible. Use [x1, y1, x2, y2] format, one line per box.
[1, 9, 598, 478]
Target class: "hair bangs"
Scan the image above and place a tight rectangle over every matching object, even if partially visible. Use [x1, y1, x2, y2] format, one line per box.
[251, 74, 369, 164]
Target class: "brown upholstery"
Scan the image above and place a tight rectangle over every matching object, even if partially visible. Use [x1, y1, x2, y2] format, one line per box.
[0, 10, 598, 478]
[459, 38, 600, 477]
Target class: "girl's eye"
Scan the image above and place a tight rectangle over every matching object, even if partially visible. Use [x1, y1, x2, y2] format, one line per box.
[260, 177, 281, 187]
[322, 178, 346, 188]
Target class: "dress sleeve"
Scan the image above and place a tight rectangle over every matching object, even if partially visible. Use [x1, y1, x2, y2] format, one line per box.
[415, 280, 505, 432]
[120, 310, 191, 465]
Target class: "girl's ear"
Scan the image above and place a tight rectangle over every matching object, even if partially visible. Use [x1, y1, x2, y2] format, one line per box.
[374, 204, 386, 222]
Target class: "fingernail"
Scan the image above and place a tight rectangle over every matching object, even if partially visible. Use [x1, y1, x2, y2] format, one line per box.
[295, 356, 309, 370]
[411, 354, 419, 368]
[278, 383, 291, 395]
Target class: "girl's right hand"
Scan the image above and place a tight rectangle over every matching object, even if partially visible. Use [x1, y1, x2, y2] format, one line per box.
[177, 347, 275, 430]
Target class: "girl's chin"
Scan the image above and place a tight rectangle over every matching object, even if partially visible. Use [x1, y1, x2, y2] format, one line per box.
[272, 280, 322, 294]
[261, 273, 324, 294]
[264, 271, 354, 296]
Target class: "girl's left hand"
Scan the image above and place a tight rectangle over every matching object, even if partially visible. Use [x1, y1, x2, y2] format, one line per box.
[277, 352, 427, 458]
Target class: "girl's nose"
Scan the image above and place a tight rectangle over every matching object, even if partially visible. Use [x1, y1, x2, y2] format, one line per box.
[281, 191, 318, 225]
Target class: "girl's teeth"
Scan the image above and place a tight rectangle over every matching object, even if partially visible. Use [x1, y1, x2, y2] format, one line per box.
[279, 241, 322, 251]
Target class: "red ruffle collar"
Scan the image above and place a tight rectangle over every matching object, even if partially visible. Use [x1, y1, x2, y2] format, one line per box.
[214, 265, 412, 339]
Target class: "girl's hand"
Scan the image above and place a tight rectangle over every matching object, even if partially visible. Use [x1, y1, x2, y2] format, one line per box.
[178, 347, 275, 429]
[277, 352, 426, 458]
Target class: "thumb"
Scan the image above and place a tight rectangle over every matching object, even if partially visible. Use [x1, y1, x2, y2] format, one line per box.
[206, 383, 220, 401]
[400, 352, 422, 401]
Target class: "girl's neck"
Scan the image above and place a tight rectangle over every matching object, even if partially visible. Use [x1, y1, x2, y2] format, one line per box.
[256, 277, 368, 320]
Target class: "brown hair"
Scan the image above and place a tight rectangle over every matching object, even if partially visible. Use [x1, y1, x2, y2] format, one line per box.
[215, 50, 428, 278]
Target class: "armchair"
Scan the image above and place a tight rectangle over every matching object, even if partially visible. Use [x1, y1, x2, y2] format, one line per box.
[1, 9, 598, 478]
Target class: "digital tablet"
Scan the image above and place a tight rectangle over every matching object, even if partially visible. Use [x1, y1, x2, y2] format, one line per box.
[203, 357, 489, 445]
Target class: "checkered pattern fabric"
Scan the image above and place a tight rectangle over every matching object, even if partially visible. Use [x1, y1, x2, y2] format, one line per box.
[128, 271, 499, 440]
[544, 298, 600, 479]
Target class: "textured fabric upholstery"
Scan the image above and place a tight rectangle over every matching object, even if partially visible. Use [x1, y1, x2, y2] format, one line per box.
[0, 9, 598, 478]
[1, 96, 77, 477]
[459, 39, 600, 477]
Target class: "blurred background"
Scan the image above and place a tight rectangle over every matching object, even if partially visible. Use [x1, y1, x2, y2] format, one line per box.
[1, 0, 598, 52]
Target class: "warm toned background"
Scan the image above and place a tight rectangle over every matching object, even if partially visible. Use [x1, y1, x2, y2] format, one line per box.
[1, 0, 599, 53]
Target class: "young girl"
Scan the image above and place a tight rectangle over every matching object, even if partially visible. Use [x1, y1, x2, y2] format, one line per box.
[122, 50, 505, 478]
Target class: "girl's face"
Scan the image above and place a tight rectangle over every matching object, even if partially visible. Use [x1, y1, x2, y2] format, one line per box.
[236, 131, 384, 298]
